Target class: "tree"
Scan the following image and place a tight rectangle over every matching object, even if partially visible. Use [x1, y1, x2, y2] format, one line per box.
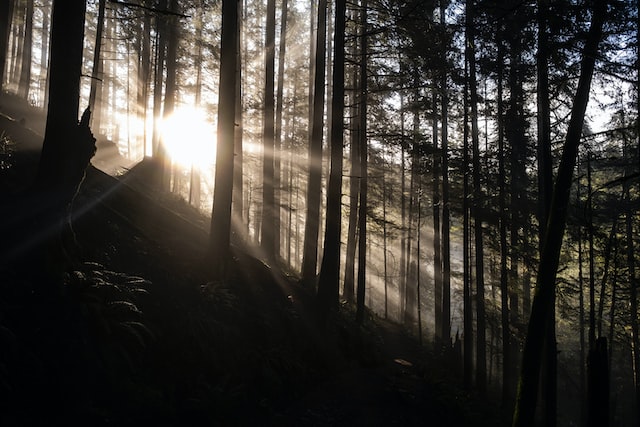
[0, 0, 11, 92]
[273, 0, 289, 256]
[33, 0, 93, 279]
[261, 0, 276, 259]
[512, 0, 607, 424]
[355, 0, 368, 325]
[536, 0, 556, 423]
[17, 0, 31, 100]
[301, 0, 327, 286]
[89, 0, 107, 127]
[466, 0, 486, 393]
[210, 0, 239, 278]
[439, 0, 451, 345]
[317, 0, 346, 316]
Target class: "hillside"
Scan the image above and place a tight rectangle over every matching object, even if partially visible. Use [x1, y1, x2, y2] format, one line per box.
[0, 95, 502, 426]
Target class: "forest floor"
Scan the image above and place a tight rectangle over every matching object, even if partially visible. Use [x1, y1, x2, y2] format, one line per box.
[0, 93, 504, 426]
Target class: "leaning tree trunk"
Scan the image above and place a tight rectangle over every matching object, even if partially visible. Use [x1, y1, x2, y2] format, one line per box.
[512, 1, 607, 425]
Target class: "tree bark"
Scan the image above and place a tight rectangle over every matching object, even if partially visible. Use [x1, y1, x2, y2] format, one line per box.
[261, 0, 276, 259]
[33, 0, 93, 279]
[536, 0, 556, 422]
[273, 0, 288, 257]
[317, 0, 346, 316]
[17, 0, 31, 99]
[89, 0, 106, 127]
[301, 0, 327, 286]
[0, 0, 11, 92]
[355, 0, 368, 325]
[466, 0, 486, 392]
[209, 0, 239, 278]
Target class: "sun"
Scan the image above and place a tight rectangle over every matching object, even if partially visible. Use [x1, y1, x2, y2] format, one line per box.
[159, 106, 216, 170]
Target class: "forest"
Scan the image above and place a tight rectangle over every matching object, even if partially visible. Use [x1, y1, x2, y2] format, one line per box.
[0, 0, 638, 425]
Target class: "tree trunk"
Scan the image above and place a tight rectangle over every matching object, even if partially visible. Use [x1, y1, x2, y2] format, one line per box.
[466, 0, 486, 392]
[17, 0, 30, 99]
[138, 0, 151, 152]
[0, 0, 11, 92]
[209, 0, 239, 278]
[433, 88, 442, 343]
[440, 0, 451, 343]
[161, 0, 179, 190]
[625, 163, 640, 425]
[497, 28, 513, 416]
[233, 0, 244, 223]
[301, 0, 327, 286]
[462, 26, 473, 390]
[355, 0, 367, 325]
[511, 1, 607, 424]
[273, 0, 288, 257]
[536, 0, 556, 422]
[317, 0, 346, 316]
[343, 71, 360, 303]
[89, 0, 106, 128]
[261, 0, 276, 259]
[152, 0, 167, 166]
[33, 0, 92, 279]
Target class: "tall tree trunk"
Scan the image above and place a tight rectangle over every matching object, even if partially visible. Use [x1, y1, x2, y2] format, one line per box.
[440, 0, 451, 343]
[466, 0, 486, 392]
[139, 0, 151, 154]
[89, 0, 106, 127]
[152, 0, 167, 166]
[399, 94, 407, 320]
[462, 50, 472, 389]
[433, 88, 443, 343]
[355, 0, 368, 325]
[588, 152, 596, 351]
[577, 166, 587, 426]
[625, 155, 640, 426]
[37, 0, 87, 186]
[274, 0, 289, 257]
[39, 0, 49, 108]
[233, 0, 244, 223]
[497, 29, 513, 417]
[17, 0, 30, 99]
[261, 0, 276, 259]
[161, 0, 179, 190]
[10, 1, 23, 89]
[209, 0, 239, 278]
[302, 0, 327, 286]
[0, 0, 11, 92]
[317, 0, 346, 316]
[33, 0, 91, 279]
[343, 64, 360, 303]
[536, 0, 556, 422]
[512, 1, 607, 424]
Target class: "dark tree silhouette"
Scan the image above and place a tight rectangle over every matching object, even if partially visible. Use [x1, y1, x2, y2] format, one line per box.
[210, 0, 239, 278]
[512, 0, 608, 424]
[301, 0, 327, 287]
[317, 0, 346, 316]
[32, 0, 94, 279]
